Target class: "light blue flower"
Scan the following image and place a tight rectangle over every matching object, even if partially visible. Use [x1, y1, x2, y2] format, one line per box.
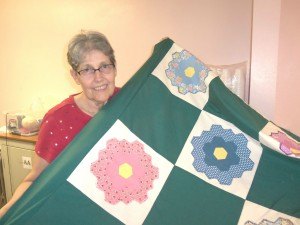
[165, 50, 210, 94]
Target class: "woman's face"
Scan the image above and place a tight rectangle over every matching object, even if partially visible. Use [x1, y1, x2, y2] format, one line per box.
[71, 50, 116, 106]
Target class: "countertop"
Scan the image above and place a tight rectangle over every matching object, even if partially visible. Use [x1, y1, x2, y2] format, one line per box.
[0, 132, 38, 143]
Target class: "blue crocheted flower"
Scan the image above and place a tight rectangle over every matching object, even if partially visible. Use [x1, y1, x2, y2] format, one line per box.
[191, 125, 254, 185]
[165, 50, 210, 94]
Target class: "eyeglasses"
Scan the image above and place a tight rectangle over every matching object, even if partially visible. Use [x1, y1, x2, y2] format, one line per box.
[77, 63, 115, 78]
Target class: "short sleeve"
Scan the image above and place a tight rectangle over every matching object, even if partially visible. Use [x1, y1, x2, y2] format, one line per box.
[35, 113, 64, 163]
[35, 98, 92, 163]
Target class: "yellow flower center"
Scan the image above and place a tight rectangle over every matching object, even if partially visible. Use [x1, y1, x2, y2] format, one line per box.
[213, 147, 228, 160]
[184, 67, 195, 77]
[119, 163, 133, 179]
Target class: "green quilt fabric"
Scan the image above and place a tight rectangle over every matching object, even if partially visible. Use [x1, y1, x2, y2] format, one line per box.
[1, 38, 299, 225]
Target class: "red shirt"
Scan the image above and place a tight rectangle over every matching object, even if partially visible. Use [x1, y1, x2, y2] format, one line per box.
[35, 88, 120, 163]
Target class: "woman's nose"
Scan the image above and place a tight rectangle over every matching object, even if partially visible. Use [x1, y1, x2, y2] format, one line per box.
[94, 70, 104, 81]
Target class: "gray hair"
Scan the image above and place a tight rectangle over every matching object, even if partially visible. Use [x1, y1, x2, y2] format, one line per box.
[67, 30, 116, 70]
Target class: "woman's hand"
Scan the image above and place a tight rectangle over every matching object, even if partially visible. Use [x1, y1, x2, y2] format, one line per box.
[0, 204, 9, 218]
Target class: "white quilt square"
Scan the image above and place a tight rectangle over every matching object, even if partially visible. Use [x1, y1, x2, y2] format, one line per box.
[259, 122, 300, 158]
[238, 200, 300, 225]
[67, 120, 174, 225]
[175, 111, 263, 199]
[151, 43, 217, 110]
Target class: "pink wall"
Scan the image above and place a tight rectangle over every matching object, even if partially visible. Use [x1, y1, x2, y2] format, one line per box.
[251, 0, 300, 136]
[275, 0, 300, 135]
[250, 0, 281, 120]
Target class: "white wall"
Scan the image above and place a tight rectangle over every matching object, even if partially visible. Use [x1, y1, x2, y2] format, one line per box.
[0, 0, 252, 126]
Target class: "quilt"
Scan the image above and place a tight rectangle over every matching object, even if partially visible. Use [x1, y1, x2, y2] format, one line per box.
[1, 38, 299, 225]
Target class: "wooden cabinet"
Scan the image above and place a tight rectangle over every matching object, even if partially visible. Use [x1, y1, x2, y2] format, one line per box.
[0, 133, 37, 201]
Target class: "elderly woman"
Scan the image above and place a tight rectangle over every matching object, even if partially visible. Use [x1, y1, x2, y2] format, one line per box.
[0, 31, 120, 217]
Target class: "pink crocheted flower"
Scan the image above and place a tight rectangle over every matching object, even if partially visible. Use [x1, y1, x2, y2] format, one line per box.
[271, 131, 300, 156]
[90, 138, 159, 204]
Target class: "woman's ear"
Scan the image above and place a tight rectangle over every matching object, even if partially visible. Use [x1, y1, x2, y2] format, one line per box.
[112, 66, 117, 79]
[70, 69, 80, 85]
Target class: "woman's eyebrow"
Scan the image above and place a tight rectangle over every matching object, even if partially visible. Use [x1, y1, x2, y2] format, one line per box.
[81, 61, 111, 68]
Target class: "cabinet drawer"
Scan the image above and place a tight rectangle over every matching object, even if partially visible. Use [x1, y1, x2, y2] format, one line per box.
[7, 146, 35, 194]
[6, 139, 35, 150]
[0, 135, 37, 201]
